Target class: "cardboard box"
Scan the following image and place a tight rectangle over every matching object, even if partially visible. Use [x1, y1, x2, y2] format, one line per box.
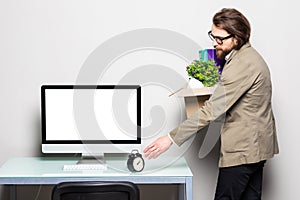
[171, 86, 215, 118]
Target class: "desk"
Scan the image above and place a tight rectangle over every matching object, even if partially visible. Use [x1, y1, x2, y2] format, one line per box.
[0, 157, 193, 200]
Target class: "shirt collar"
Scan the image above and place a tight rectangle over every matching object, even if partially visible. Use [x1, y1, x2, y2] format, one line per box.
[225, 50, 233, 61]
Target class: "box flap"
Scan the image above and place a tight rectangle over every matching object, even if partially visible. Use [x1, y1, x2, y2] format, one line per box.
[169, 79, 216, 97]
[175, 87, 214, 97]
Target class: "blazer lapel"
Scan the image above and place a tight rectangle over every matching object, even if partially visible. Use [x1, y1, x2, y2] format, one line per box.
[225, 42, 251, 65]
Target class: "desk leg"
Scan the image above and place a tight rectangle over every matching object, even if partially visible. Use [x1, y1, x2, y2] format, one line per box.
[185, 177, 193, 200]
[178, 177, 193, 200]
[9, 185, 17, 200]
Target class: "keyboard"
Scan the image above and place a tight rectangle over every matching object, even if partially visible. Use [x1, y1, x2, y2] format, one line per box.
[63, 164, 107, 171]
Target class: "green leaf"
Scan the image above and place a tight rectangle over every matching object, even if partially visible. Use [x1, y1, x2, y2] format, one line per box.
[186, 59, 220, 87]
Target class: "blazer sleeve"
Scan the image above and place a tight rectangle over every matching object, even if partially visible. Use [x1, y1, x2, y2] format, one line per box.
[169, 59, 260, 146]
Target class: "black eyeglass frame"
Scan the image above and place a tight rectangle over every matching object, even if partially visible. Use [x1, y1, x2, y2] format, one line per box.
[208, 31, 234, 45]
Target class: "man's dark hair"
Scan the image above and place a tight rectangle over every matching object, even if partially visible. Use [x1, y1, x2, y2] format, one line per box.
[213, 8, 251, 50]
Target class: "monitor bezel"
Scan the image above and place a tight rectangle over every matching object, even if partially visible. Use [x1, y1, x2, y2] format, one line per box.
[41, 85, 141, 145]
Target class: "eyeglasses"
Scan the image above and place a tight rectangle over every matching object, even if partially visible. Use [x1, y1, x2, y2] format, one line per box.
[208, 31, 234, 45]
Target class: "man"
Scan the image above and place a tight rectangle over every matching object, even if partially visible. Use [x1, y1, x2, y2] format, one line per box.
[143, 8, 279, 200]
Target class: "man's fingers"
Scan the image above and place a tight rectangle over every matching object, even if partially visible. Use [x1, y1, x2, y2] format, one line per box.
[143, 136, 172, 159]
[143, 143, 160, 159]
[143, 143, 156, 152]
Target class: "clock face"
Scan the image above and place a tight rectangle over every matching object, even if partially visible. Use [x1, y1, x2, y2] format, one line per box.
[133, 157, 144, 172]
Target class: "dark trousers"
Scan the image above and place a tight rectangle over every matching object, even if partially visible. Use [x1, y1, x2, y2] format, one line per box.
[214, 160, 266, 200]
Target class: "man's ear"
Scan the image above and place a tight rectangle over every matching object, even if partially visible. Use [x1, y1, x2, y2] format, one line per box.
[232, 37, 240, 50]
[233, 37, 238, 46]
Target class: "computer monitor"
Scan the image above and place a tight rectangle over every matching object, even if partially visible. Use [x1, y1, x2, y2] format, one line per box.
[41, 85, 141, 163]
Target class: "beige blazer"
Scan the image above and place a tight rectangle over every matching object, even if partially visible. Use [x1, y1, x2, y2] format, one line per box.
[170, 42, 279, 168]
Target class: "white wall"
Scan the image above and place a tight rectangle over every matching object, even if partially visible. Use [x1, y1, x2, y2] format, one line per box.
[0, 0, 299, 199]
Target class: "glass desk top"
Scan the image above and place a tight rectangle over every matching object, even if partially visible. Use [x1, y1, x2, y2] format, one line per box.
[0, 156, 193, 178]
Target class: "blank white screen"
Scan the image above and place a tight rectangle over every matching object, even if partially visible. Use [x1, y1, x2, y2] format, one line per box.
[45, 88, 137, 141]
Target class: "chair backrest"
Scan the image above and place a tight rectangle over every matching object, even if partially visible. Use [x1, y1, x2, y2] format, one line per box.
[52, 181, 140, 200]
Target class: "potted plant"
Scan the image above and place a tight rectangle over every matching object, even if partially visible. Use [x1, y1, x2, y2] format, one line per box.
[186, 59, 221, 87]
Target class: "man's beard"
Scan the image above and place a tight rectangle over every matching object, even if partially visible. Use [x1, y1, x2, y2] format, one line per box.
[215, 43, 237, 59]
[215, 48, 231, 59]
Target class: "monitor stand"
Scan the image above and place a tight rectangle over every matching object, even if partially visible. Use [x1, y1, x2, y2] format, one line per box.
[76, 153, 107, 169]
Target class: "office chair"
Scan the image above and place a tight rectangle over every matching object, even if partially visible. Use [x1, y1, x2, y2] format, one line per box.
[52, 181, 140, 200]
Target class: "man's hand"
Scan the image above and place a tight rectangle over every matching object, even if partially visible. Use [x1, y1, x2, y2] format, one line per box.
[143, 135, 173, 159]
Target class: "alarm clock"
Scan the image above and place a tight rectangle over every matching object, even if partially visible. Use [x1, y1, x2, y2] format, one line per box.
[127, 149, 145, 172]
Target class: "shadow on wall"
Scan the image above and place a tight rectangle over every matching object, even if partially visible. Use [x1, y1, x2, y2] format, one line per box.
[184, 126, 221, 200]
[262, 160, 277, 199]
